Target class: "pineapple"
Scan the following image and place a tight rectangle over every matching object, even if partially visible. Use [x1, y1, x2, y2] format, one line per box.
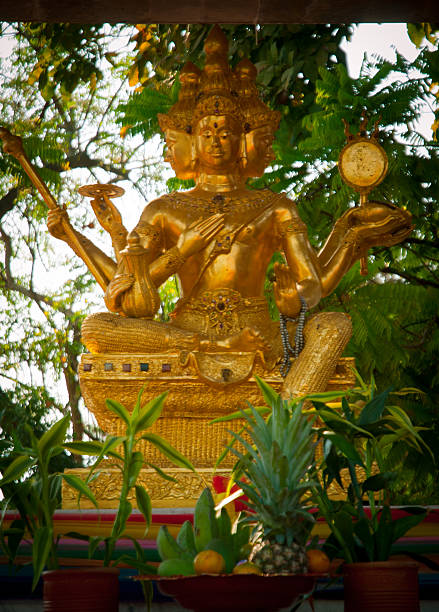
[228, 378, 316, 575]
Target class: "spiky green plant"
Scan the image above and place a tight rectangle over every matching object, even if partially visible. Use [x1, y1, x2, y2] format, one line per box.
[223, 377, 317, 574]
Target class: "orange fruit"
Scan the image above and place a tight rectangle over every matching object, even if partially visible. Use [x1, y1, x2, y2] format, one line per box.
[306, 549, 331, 573]
[194, 549, 226, 575]
[232, 561, 262, 575]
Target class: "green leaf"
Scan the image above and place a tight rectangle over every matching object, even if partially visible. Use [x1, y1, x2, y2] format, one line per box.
[210, 405, 269, 424]
[0, 455, 36, 485]
[353, 517, 374, 561]
[131, 386, 146, 422]
[254, 376, 279, 407]
[133, 391, 168, 435]
[362, 473, 394, 493]
[37, 415, 70, 463]
[332, 510, 356, 560]
[145, 462, 177, 483]
[135, 485, 152, 535]
[88, 536, 103, 559]
[375, 506, 394, 560]
[61, 473, 98, 509]
[324, 433, 365, 467]
[94, 436, 126, 469]
[303, 390, 349, 402]
[391, 512, 426, 543]
[105, 398, 130, 426]
[112, 498, 132, 539]
[64, 441, 105, 456]
[127, 451, 144, 488]
[141, 433, 196, 472]
[358, 389, 391, 425]
[32, 526, 53, 589]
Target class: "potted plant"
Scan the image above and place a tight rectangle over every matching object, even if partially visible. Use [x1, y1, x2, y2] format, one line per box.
[0, 415, 109, 604]
[1, 387, 196, 610]
[311, 377, 433, 612]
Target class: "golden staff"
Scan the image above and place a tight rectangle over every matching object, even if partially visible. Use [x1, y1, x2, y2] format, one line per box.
[338, 114, 388, 276]
[0, 127, 109, 291]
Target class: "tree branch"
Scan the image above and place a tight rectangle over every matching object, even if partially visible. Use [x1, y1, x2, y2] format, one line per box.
[0, 187, 19, 220]
[380, 266, 439, 289]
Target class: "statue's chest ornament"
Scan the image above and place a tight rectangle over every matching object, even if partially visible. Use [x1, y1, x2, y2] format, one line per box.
[212, 231, 232, 255]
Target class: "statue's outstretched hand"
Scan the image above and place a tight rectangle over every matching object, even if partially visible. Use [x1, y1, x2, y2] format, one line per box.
[177, 213, 225, 259]
[273, 262, 302, 318]
[47, 207, 71, 241]
[90, 195, 124, 234]
[344, 201, 412, 248]
[104, 272, 134, 312]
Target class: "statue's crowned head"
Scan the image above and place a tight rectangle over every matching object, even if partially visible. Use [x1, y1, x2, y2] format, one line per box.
[158, 25, 281, 179]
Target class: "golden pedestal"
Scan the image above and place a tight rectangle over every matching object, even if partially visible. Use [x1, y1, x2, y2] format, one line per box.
[62, 353, 356, 509]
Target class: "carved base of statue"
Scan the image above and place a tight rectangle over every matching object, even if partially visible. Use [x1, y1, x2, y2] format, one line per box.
[62, 309, 355, 508]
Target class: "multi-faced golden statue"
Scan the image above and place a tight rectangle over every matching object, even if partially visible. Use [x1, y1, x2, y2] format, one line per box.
[46, 26, 409, 395]
[0, 26, 414, 505]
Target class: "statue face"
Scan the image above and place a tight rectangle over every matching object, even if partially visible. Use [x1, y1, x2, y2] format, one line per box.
[195, 115, 241, 173]
[164, 129, 194, 180]
[245, 125, 276, 177]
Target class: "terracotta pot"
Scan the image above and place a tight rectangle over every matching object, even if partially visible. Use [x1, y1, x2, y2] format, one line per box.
[343, 561, 419, 612]
[43, 567, 119, 612]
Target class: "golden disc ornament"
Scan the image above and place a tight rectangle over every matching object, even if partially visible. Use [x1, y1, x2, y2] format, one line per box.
[338, 137, 388, 194]
[78, 183, 125, 199]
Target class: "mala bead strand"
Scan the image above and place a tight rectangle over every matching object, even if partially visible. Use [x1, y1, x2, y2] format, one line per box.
[279, 295, 308, 378]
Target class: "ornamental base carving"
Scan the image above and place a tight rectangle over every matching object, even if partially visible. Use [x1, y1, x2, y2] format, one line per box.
[71, 352, 356, 509]
[62, 467, 233, 509]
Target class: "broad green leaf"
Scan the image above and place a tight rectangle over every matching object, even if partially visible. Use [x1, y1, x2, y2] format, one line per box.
[61, 473, 98, 508]
[133, 391, 168, 434]
[0, 455, 36, 485]
[135, 485, 152, 534]
[362, 473, 394, 493]
[32, 526, 53, 589]
[37, 415, 70, 463]
[105, 398, 130, 426]
[316, 409, 371, 436]
[141, 433, 196, 472]
[358, 388, 391, 425]
[324, 433, 365, 467]
[391, 512, 426, 543]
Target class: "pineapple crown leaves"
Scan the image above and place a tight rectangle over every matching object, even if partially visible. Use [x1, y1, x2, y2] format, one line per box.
[226, 380, 317, 545]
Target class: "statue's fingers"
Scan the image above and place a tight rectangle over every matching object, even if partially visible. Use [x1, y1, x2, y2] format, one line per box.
[274, 261, 291, 285]
[197, 213, 224, 231]
[203, 223, 225, 242]
[102, 193, 123, 223]
[188, 216, 203, 230]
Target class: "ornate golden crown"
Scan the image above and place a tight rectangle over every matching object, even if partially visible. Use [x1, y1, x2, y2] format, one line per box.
[159, 26, 281, 134]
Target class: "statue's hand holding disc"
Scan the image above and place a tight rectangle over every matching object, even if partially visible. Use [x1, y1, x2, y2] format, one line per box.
[78, 183, 125, 234]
